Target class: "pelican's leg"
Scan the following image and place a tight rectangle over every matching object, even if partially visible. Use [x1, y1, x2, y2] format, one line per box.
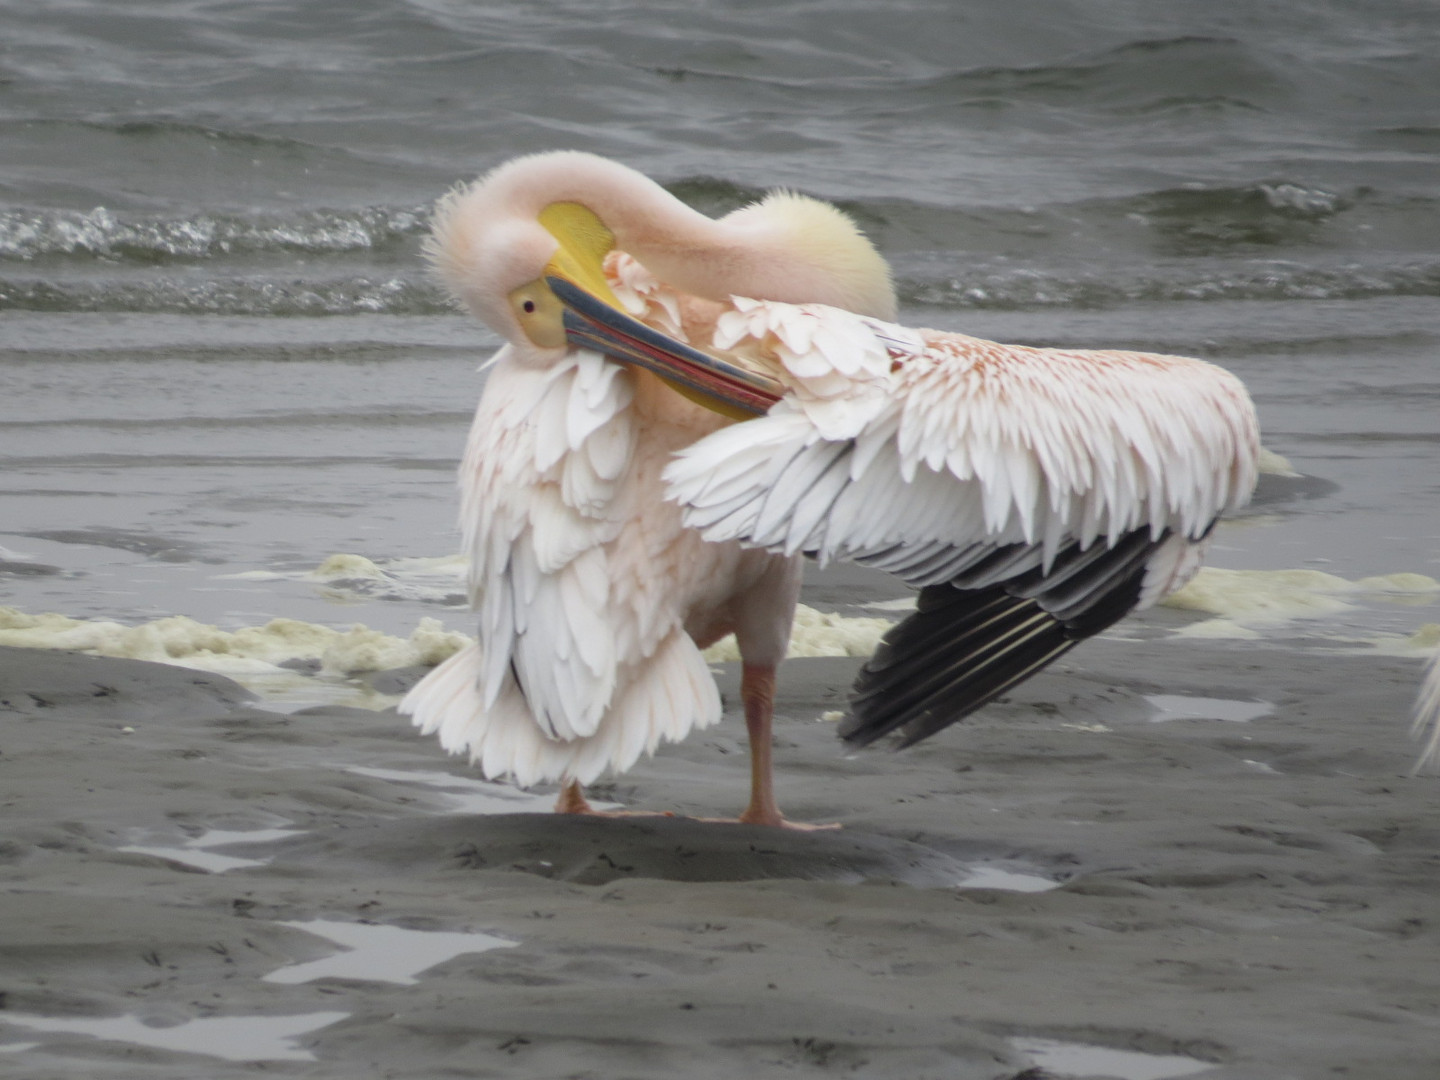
[555, 779, 593, 814]
[736, 663, 837, 831]
[737, 662, 782, 825]
[554, 779, 675, 819]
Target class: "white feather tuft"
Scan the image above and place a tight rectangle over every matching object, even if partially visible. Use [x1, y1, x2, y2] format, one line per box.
[1412, 648, 1440, 774]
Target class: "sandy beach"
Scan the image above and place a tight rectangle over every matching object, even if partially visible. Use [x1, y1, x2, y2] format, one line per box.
[3, 615, 1436, 1079]
[5, 1, 1440, 1075]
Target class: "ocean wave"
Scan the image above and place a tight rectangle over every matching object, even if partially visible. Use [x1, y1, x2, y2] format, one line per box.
[4, 257, 1437, 317]
[0, 177, 1416, 273]
[912, 34, 1281, 110]
[1098, 182, 1359, 254]
[1125, 181, 1350, 222]
[638, 33, 1279, 115]
[663, 176, 769, 217]
[2, 175, 1434, 315]
[900, 259, 1440, 310]
[0, 205, 429, 262]
[855, 179, 1388, 256]
[0, 275, 450, 315]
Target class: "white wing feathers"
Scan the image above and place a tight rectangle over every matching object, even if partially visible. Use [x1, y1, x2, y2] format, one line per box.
[402, 630, 719, 789]
[713, 297, 902, 438]
[660, 298, 1258, 751]
[401, 346, 723, 785]
[460, 349, 634, 741]
[665, 300, 1260, 587]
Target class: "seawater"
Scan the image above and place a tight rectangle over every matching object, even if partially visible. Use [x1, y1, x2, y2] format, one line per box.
[2, 0, 1438, 667]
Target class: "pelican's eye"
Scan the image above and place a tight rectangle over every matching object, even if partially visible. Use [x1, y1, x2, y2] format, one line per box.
[507, 281, 565, 348]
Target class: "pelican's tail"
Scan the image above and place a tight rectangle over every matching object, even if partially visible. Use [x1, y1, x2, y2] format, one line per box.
[400, 633, 721, 789]
[1412, 648, 1440, 774]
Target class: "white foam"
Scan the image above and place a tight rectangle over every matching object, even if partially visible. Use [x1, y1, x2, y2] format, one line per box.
[310, 552, 391, 580]
[1, 592, 888, 682]
[303, 551, 469, 604]
[227, 669, 404, 713]
[9, 559, 1433, 708]
[264, 920, 517, 985]
[1256, 446, 1299, 477]
[1339, 622, 1440, 658]
[703, 604, 894, 662]
[1162, 567, 1440, 638]
[0, 605, 468, 676]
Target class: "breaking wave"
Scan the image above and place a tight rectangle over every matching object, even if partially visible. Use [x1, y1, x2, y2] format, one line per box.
[0, 205, 429, 263]
[900, 259, 1440, 310]
[2, 179, 1435, 315]
[0, 275, 448, 315]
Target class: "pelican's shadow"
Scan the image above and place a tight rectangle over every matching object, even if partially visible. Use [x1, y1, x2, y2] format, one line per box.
[268, 812, 1070, 890]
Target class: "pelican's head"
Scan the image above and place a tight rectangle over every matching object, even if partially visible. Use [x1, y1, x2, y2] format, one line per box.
[429, 151, 896, 418]
[427, 164, 622, 353]
[428, 171, 781, 419]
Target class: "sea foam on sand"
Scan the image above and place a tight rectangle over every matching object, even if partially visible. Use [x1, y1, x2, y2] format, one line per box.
[0, 603, 891, 675]
[1160, 568, 1440, 639]
[3, 551, 1435, 694]
[0, 607, 469, 676]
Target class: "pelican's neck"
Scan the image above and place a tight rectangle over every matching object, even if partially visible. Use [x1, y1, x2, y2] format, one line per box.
[492, 151, 896, 321]
[492, 150, 720, 268]
[614, 193, 897, 321]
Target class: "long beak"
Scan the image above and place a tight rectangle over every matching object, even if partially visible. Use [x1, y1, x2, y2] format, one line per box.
[547, 275, 783, 421]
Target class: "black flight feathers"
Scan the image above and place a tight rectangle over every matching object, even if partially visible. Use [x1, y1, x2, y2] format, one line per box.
[839, 527, 1165, 749]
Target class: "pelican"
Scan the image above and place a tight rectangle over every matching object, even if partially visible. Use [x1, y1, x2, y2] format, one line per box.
[401, 150, 895, 828]
[400, 150, 1260, 826]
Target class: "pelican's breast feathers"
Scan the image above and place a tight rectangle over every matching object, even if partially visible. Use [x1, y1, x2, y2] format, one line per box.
[405, 339, 730, 787]
[457, 347, 638, 745]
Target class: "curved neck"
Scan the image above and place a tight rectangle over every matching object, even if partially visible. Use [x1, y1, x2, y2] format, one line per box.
[490, 151, 894, 320]
[498, 152, 725, 271]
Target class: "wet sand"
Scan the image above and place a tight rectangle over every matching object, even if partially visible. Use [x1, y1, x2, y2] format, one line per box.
[1, 628, 1437, 1079]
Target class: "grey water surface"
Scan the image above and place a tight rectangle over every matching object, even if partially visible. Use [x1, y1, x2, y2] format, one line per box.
[1, 0, 1437, 638]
